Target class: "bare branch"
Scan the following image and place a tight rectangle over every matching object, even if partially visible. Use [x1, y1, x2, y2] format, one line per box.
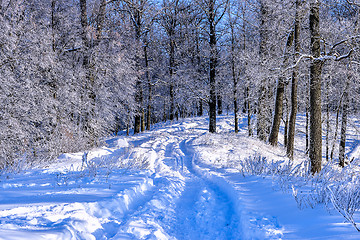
[346, 0, 360, 7]
[283, 54, 313, 73]
[330, 35, 360, 53]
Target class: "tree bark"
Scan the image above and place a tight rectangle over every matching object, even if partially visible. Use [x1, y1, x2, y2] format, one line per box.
[306, 103, 309, 153]
[287, 0, 302, 158]
[229, 7, 238, 133]
[126, 112, 130, 136]
[330, 98, 341, 160]
[197, 100, 203, 116]
[134, 84, 141, 134]
[51, 0, 57, 52]
[132, 4, 143, 134]
[163, 100, 167, 122]
[141, 108, 145, 132]
[257, 0, 271, 141]
[339, 76, 349, 167]
[80, 0, 97, 143]
[309, 0, 323, 174]
[241, 3, 252, 137]
[245, 86, 252, 136]
[144, 39, 151, 131]
[79, 0, 89, 48]
[284, 96, 289, 147]
[208, 0, 217, 133]
[162, 1, 179, 122]
[269, 75, 285, 146]
[217, 93, 223, 115]
[269, 29, 294, 146]
[231, 47, 238, 133]
[95, 0, 106, 45]
[232, 64, 238, 133]
[325, 80, 330, 161]
[169, 37, 175, 121]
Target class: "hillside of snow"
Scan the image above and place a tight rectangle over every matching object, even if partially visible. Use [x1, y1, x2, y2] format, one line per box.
[0, 115, 360, 240]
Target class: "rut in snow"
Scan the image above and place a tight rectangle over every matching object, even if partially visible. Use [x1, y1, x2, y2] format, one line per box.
[170, 139, 241, 240]
[106, 126, 242, 239]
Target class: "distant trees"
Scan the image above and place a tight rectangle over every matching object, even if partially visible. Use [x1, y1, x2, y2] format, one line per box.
[0, 0, 136, 168]
[1, 0, 360, 172]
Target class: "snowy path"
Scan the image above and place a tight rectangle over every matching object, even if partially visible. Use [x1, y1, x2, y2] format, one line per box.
[107, 130, 241, 239]
[0, 116, 359, 239]
[171, 139, 240, 240]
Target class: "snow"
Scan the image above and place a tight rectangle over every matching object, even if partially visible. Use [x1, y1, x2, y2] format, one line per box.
[0, 115, 360, 239]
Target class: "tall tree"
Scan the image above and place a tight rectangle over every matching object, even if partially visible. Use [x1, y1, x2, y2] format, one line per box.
[121, 0, 155, 133]
[309, 0, 322, 173]
[227, 3, 239, 133]
[198, 0, 228, 133]
[257, 0, 272, 141]
[339, 71, 349, 167]
[268, 29, 294, 146]
[208, 0, 218, 133]
[286, 0, 303, 158]
[160, 0, 181, 121]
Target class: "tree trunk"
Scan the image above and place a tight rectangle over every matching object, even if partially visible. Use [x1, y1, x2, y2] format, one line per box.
[231, 56, 238, 133]
[284, 96, 289, 147]
[208, 0, 217, 133]
[146, 95, 151, 131]
[169, 37, 175, 121]
[79, 0, 89, 49]
[134, 110, 141, 134]
[269, 75, 285, 146]
[133, 8, 143, 134]
[146, 83, 151, 131]
[325, 80, 330, 161]
[245, 86, 252, 136]
[330, 94, 342, 160]
[339, 77, 349, 167]
[197, 100, 203, 116]
[287, 0, 301, 159]
[309, 0, 323, 174]
[306, 104, 309, 153]
[169, 83, 175, 120]
[144, 39, 151, 131]
[80, 0, 97, 143]
[163, 100, 167, 122]
[217, 91, 223, 115]
[257, 1, 271, 141]
[242, 3, 252, 137]
[50, 0, 59, 115]
[51, 0, 56, 52]
[229, 10, 238, 133]
[95, 0, 106, 45]
[141, 108, 145, 132]
[269, 28, 294, 146]
[134, 74, 142, 134]
[126, 112, 130, 136]
[232, 65, 238, 133]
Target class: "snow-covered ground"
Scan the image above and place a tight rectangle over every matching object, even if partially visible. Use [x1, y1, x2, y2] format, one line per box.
[0, 115, 360, 239]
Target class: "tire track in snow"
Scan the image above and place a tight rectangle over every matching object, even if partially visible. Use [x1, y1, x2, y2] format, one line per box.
[106, 134, 187, 239]
[169, 138, 241, 240]
[108, 123, 242, 239]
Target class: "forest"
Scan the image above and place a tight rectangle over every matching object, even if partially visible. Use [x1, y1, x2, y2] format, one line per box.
[0, 0, 359, 175]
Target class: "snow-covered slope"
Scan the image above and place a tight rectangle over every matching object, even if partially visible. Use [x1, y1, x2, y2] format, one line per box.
[0, 115, 359, 239]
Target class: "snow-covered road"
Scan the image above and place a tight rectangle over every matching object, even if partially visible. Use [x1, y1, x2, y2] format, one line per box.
[0, 116, 359, 239]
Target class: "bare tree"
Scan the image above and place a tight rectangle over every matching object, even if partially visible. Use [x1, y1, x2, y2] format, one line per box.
[197, 0, 228, 133]
[257, 0, 273, 141]
[308, 0, 323, 173]
[286, 0, 303, 158]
